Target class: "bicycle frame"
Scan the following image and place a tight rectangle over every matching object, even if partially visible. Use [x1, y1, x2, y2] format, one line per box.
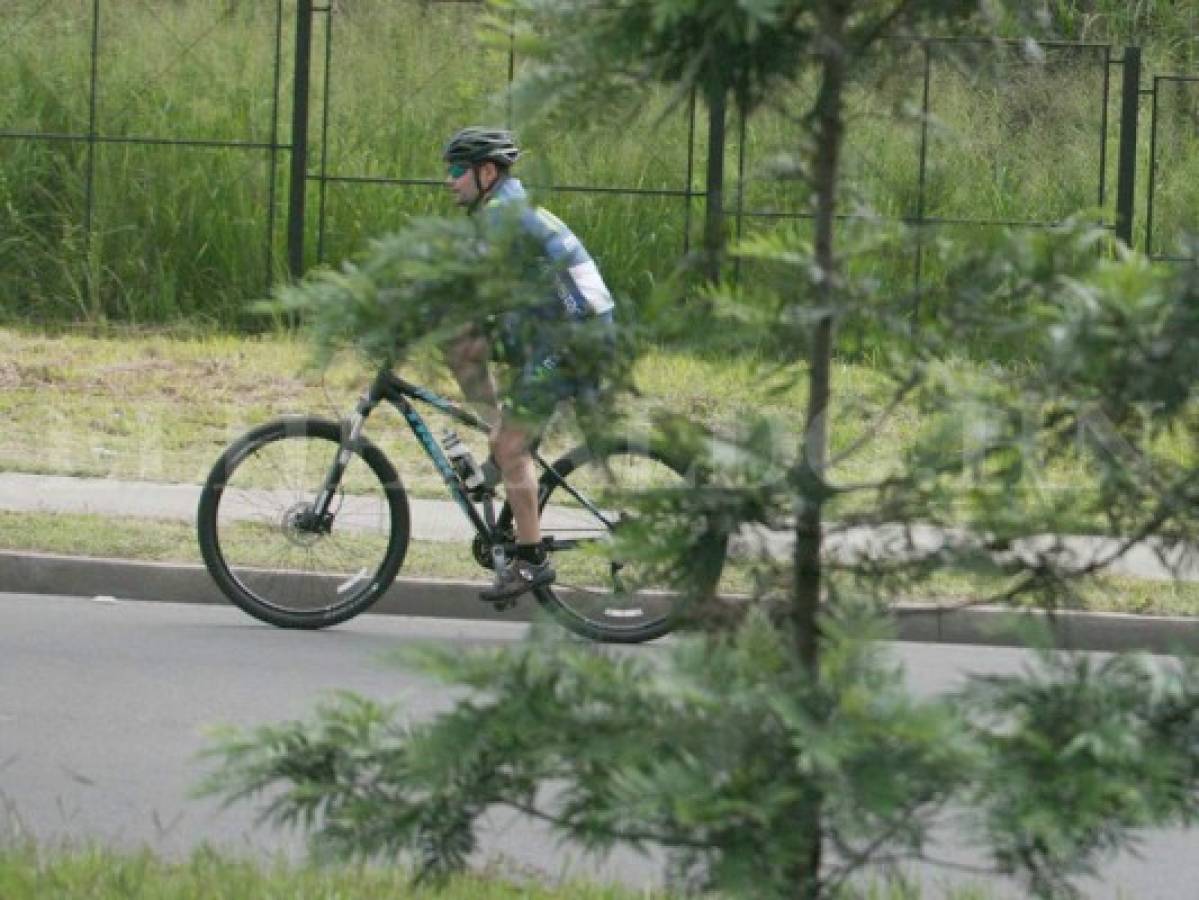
[310, 369, 612, 559]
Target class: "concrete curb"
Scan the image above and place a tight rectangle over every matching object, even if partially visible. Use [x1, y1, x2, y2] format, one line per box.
[894, 603, 1199, 654]
[2, 549, 1197, 653]
[0, 550, 534, 624]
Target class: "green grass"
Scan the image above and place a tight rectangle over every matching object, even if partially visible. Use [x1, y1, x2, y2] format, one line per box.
[0, 324, 999, 496]
[0, 507, 751, 595]
[0, 507, 701, 594]
[1, 2, 1195, 329]
[0, 324, 900, 496]
[0, 842, 652, 900]
[0, 325, 1192, 529]
[0, 840, 1006, 899]
[0, 0, 698, 327]
[0, 325, 1193, 618]
[0, 508, 460, 575]
[1045, 0, 1199, 59]
[0, 325, 1029, 523]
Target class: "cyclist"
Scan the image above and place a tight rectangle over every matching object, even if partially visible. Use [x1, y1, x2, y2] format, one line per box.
[441, 126, 616, 603]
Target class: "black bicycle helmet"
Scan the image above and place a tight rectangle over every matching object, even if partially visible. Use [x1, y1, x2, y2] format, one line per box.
[443, 126, 521, 168]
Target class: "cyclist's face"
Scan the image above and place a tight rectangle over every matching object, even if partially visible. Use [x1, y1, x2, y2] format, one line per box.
[445, 161, 498, 207]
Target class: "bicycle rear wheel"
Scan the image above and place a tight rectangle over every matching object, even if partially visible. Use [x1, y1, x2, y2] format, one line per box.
[197, 417, 410, 629]
[521, 440, 725, 643]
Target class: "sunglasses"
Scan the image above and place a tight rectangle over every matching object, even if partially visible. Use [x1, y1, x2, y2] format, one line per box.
[447, 163, 470, 179]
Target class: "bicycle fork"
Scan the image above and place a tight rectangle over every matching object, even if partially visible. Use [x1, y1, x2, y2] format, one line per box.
[308, 385, 381, 527]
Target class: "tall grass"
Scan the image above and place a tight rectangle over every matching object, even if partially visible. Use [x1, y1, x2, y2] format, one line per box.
[1144, 77, 1199, 259]
[0, 0, 1195, 332]
[0, 1, 286, 325]
[1047, 0, 1199, 62]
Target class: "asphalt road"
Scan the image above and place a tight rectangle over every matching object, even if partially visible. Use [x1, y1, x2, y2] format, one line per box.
[2, 593, 1195, 898]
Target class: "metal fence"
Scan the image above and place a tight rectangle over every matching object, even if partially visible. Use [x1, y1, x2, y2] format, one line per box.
[1, 0, 1194, 322]
[725, 40, 1141, 296]
[1146, 75, 1199, 261]
[295, 10, 1149, 280]
[295, 0, 708, 278]
[0, 1, 290, 313]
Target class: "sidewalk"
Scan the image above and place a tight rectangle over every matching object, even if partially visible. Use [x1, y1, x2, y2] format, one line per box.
[1, 472, 1197, 653]
[0, 472, 590, 544]
[3, 472, 1197, 581]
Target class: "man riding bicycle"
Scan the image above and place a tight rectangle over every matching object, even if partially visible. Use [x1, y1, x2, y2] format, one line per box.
[441, 126, 616, 603]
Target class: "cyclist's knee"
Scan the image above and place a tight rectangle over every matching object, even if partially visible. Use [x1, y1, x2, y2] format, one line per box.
[443, 330, 489, 375]
[490, 424, 533, 472]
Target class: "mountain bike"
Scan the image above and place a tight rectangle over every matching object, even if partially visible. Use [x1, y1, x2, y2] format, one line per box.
[196, 367, 721, 642]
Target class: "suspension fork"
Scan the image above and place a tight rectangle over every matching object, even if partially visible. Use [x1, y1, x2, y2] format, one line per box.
[309, 377, 385, 522]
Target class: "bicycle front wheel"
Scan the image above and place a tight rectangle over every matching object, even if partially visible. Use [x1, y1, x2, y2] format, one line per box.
[197, 417, 410, 629]
[525, 441, 725, 643]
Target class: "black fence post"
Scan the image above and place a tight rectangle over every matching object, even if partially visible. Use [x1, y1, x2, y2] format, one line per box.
[682, 88, 697, 257]
[702, 85, 727, 282]
[84, 0, 101, 266]
[287, 0, 314, 278]
[266, 0, 285, 290]
[1115, 45, 1141, 247]
[1145, 74, 1160, 258]
[912, 40, 932, 323]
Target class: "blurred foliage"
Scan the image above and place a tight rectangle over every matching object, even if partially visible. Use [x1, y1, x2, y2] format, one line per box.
[266, 204, 635, 407]
[967, 650, 1199, 898]
[269, 213, 543, 369]
[202, 610, 1199, 899]
[202, 3, 1199, 899]
[202, 609, 974, 895]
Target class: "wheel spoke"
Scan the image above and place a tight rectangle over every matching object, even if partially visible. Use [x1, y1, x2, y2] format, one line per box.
[528, 445, 716, 643]
[198, 420, 409, 628]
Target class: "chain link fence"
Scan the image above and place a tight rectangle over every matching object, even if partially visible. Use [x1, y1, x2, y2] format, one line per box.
[1, 1, 1193, 326]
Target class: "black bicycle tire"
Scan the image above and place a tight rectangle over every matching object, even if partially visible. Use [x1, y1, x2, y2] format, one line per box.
[197, 416, 411, 629]
[518, 440, 725, 643]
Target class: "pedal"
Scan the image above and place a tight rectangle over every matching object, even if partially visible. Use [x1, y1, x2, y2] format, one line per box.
[480, 544, 518, 610]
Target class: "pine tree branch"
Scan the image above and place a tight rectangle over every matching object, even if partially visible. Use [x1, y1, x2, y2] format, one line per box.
[505, 799, 715, 851]
[850, 0, 922, 54]
[827, 372, 923, 470]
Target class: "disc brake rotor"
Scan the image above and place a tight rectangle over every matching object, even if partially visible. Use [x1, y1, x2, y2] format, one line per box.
[281, 502, 324, 548]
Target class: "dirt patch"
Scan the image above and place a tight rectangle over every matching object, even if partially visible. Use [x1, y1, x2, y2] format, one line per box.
[95, 359, 179, 377]
[77, 356, 307, 403]
[10, 360, 70, 388]
[0, 359, 20, 389]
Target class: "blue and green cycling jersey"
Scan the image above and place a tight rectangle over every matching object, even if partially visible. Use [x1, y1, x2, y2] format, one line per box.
[480, 177, 615, 322]
[478, 177, 615, 424]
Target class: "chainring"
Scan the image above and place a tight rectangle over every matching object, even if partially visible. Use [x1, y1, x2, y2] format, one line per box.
[472, 529, 514, 570]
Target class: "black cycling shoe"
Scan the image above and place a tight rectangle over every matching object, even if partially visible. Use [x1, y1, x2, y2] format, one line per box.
[480, 557, 556, 603]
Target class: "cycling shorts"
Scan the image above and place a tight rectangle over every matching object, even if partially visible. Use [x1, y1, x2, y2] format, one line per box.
[498, 311, 615, 431]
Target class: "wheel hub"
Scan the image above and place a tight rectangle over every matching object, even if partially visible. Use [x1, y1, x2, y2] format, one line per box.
[281, 502, 326, 547]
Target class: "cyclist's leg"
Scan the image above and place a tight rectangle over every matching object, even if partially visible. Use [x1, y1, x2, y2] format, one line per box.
[442, 323, 501, 422]
[481, 419, 553, 601]
[495, 354, 565, 543]
[491, 420, 540, 537]
[479, 356, 565, 602]
[563, 312, 618, 449]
